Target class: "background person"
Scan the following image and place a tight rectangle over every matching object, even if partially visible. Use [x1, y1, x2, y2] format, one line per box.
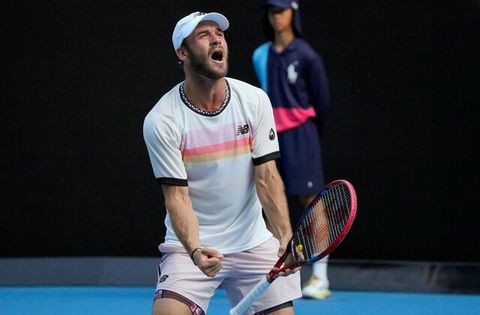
[252, 0, 332, 299]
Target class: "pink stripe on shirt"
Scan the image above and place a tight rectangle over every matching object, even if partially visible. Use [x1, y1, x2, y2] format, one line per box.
[273, 107, 316, 132]
[182, 136, 253, 163]
[183, 137, 251, 157]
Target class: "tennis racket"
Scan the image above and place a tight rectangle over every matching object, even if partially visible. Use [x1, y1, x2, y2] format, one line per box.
[229, 179, 357, 315]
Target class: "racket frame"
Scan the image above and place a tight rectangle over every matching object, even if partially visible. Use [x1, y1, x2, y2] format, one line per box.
[267, 179, 357, 281]
[229, 179, 357, 315]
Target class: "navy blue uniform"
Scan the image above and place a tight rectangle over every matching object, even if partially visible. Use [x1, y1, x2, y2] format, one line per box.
[253, 38, 330, 196]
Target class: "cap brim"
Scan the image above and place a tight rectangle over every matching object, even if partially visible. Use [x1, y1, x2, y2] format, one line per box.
[172, 12, 230, 50]
[266, 5, 290, 13]
[199, 12, 229, 31]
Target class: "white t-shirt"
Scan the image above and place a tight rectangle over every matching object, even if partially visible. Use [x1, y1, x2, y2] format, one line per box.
[143, 78, 280, 254]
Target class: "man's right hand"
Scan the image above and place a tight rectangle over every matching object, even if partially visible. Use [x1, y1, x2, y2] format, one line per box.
[192, 247, 224, 277]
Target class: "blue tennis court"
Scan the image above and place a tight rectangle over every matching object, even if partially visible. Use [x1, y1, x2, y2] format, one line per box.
[1, 286, 479, 315]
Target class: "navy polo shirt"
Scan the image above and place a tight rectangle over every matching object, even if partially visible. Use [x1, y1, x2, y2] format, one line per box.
[266, 38, 330, 132]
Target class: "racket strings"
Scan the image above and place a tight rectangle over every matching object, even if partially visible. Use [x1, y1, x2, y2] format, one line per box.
[293, 184, 352, 262]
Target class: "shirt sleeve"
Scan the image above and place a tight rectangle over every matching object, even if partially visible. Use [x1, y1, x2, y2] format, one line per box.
[143, 111, 188, 186]
[251, 89, 280, 165]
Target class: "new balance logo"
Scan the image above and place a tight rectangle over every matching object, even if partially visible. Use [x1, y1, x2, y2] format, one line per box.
[236, 124, 249, 135]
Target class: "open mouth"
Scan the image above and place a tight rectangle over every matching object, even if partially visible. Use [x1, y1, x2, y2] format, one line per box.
[211, 50, 224, 62]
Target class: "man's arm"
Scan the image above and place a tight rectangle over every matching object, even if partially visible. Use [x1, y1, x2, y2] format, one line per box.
[162, 185, 223, 277]
[254, 160, 293, 256]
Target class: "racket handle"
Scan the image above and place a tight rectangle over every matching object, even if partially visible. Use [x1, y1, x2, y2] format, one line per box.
[229, 277, 271, 315]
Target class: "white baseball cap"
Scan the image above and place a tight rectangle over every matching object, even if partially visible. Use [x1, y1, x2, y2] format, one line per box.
[172, 12, 230, 50]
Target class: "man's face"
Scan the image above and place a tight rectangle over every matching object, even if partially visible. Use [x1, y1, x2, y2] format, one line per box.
[268, 7, 293, 33]
[182, 21, 229, 80]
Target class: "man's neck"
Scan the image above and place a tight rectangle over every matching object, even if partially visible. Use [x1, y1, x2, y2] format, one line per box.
[183, 75, 226, 112]
[273, 29, 295, 53]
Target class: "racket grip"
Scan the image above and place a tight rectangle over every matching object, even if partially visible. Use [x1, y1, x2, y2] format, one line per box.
[229, 277, 271, 315]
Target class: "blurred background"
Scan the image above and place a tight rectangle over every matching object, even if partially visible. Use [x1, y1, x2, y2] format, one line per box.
[1, 0, 479, 293]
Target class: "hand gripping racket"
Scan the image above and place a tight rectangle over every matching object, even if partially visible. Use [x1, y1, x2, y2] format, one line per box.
[229, 179, 357, 315]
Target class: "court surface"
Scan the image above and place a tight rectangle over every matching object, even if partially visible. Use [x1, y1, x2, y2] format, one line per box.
[1, 286, 480, 315]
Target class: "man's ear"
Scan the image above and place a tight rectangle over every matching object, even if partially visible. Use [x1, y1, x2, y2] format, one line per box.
[176, 46, 188, 62]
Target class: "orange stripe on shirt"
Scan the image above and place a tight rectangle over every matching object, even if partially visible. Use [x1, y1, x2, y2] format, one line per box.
[183, 137, 252, 163]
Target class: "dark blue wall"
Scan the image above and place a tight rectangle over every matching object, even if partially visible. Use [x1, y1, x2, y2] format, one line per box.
[2, 0, 479, 262]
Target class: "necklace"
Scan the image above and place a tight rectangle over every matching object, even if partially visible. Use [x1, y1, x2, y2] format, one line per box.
[179, 80, 230, 116]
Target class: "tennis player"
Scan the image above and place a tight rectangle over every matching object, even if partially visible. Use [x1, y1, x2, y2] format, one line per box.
[143, 11, 301, 315]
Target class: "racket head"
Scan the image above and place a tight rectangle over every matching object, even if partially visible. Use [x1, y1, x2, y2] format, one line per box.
[290, 179, 357, 265]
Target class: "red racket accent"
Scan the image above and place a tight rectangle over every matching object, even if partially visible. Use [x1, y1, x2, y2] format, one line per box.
[292, 179, 357, 264]
[229, 179, 357, 315]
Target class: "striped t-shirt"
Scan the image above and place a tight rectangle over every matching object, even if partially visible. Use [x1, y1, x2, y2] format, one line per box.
[143, 78, 279, 254]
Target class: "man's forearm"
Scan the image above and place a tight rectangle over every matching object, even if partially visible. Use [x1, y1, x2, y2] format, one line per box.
[255, 161, 292, 240]
[163, 185, 202, 256]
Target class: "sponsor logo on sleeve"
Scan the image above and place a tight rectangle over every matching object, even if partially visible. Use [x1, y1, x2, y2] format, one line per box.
[269, 128, 276, 140]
